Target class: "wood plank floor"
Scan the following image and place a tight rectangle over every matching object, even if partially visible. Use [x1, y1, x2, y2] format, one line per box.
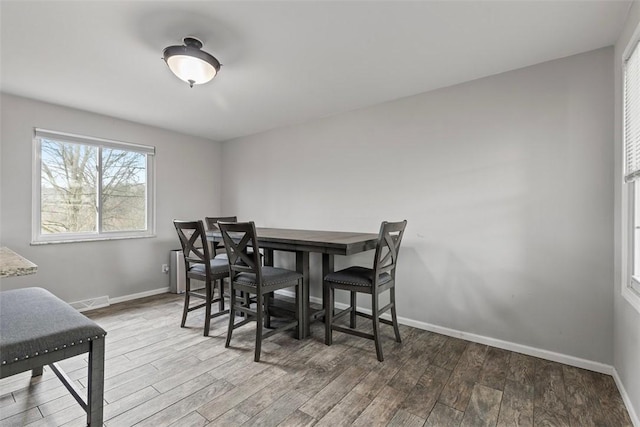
[0, 293, 632, 427]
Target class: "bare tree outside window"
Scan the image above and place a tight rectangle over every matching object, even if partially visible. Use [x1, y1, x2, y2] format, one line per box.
[38, 137, 151, 239]
[41, 140, 97, 234]
[102, 148, 147, 232]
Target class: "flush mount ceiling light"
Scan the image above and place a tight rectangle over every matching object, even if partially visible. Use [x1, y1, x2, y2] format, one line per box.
[163, 37, 221, 88]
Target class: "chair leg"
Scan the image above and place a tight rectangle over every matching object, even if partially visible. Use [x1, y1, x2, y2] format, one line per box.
[225, 287, 236, 348]
[324, 282, 333, 345]
[350, 291, 357, 328]
[371, 292, 383, 362]
[296, 280, 304, 340]
[204, 281, 213, 336]
[255, 294, 263, 362]
[241, 291, 250, 318]
[218, 279, 225, 312]
[389, 287, 401, 343]
[264, 294, 271, 329]
[181, 278, 191, 328]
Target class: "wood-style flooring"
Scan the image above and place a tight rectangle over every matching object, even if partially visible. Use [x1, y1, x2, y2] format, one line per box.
[0, 293, 633, 427]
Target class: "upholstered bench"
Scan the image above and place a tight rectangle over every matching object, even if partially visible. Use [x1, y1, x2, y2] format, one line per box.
[0, 287, 106, 426]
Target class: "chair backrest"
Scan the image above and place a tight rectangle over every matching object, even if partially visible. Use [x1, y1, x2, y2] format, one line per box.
[218, 221, 263, 285]
[173, 220, 212, 276]
[204, 216, 237, 254]
[373, 220, 407, 281]
[204, 216, 238, 232]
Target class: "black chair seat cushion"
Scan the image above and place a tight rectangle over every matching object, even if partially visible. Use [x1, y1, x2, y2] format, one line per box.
[235, 266, 302, 288]
[0, 287, 106, 366]
[324, 266, 392, 287]
[189, 258, 229, 275]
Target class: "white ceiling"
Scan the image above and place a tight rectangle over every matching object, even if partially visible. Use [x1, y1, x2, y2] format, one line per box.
[0, 1, 632, 142]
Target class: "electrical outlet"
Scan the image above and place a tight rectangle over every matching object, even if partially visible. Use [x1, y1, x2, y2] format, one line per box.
[162, 264, 169, 274]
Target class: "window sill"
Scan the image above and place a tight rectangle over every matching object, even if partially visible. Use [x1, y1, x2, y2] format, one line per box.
[31, 234, 156, 245]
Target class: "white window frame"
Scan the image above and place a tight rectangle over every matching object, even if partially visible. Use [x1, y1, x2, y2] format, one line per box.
[622, 25, 640, 312]
[624, 183, 640, 312]
[628, 183, 640, 285]
[32, 129, 156, 244]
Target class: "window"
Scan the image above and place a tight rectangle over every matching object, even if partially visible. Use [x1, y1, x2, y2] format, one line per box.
[624, 38, 640, 300]
[632, 182, 640, 295]
[32, 129, 155, 243]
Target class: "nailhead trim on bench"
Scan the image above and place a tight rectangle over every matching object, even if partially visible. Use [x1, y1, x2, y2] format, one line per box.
[1, 333, 106, 365]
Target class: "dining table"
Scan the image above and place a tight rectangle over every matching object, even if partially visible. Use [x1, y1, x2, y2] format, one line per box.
[207, 227, 379, 338]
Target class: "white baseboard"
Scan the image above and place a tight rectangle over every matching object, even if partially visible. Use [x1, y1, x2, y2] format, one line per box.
[613, 368, 640, 427]
[72, 287, 170, 312]
[109, 287, 170, 305]
[69, 295, 110, 312]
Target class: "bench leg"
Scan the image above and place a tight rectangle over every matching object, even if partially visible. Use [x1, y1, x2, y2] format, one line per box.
[31, 366, 43, 377]
[87, 339, 105, 426]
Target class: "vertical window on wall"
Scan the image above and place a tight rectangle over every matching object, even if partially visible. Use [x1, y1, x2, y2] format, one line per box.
[625, 39, 640, 295]
[33, 129, 155, 243]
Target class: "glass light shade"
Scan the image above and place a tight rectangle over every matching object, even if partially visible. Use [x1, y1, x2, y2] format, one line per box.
[166, 55, 217, 86]
[163, 37, 221, 88]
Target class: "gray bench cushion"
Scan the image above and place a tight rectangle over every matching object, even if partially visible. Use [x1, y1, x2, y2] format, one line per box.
[0, 287, 106, 366]
[324, 266, 392, 287]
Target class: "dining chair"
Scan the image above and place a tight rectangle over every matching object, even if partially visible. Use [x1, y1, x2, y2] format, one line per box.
[323, 220, 407, 362]
[218, 221, 303, 362]
[206, 215, 258, 316]
[173, 220, 230, 336]
[204, 216, 238, 258]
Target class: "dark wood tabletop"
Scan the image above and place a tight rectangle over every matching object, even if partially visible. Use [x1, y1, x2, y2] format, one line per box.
[207, 227, 379, 256]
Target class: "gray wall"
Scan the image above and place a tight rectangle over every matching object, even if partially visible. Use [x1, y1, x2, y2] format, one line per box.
[0, 94, 223, 302]
[614, 0, 640, 421]
[222, 48, 615, 366]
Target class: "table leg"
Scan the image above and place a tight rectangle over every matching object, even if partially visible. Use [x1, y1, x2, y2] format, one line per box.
[263, 248, 274, 266]
[296, 251, 310, 338]
[321, 253, 334, 320]
[262, 249, 275, 327]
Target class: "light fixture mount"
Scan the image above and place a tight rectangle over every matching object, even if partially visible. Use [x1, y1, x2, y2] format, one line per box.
[163, 36, 221, 88]
[183, 36, 203, 50]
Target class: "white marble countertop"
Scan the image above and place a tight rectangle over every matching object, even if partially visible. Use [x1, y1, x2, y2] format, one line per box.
[0, 247, 38, 278]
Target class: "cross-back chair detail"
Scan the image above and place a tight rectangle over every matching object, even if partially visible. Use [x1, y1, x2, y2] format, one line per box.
[373, 221, 405, 278]
[176, 225, 208, 264]
[223, 228, 260, 274]
[173, 220, 230, 336]
[324, 220, 407, 362]
[205, 216, 238, 257]
[218, 221, 303, 362]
